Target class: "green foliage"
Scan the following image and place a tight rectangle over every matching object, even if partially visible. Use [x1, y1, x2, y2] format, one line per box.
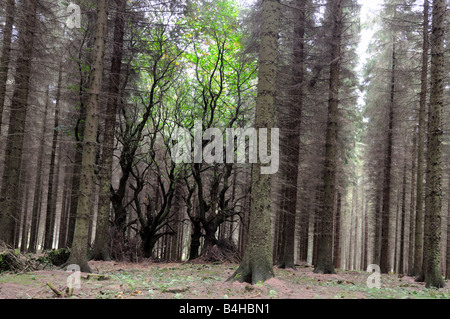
[268, 289, 278, 299]
[129, 0, 257, 133]
[38, 248, 70, 267]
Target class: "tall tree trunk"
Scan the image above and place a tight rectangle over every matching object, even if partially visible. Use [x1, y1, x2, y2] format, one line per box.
[446, 174, 450, 279]
[413, 0, 429, 278]
[312, 203, 319, 266]
[20, 179, 32, 252]
[272, 203, 283, 264]
[379, 38, 396, 274]
[313, 0, 344, 275]
[66, 139, 83, 248]
[91, 0, 126, 261]
[0, 0, 15, 132]
[278, 0, 305, 270]
[373, 186, 382, 264]
[229, 0, 280, 284]
[423, 0, 445, 289]
[0, 0, 38, 246]
[65, 0, 109, 273]
[394, 189, 400, 272]
[407, 131, 417, 275]
[353, 186, 359, 270]
[299, 202, 310, 262]
[363, 192, 369, 270]
[348, 200, 354, 269]
[27, 89, 50, 252]
[43, 65, 62, 250]
[58, 162, 72, 249]
[66, 12, 97, 248]
[399, 159, 407, 274]
[333, 192, 341, 268]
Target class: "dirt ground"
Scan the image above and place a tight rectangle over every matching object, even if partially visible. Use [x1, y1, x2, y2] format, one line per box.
[0, 260, 449, 299]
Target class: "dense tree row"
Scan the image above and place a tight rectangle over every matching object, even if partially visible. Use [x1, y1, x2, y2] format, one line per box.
[0, 0, 448, 288]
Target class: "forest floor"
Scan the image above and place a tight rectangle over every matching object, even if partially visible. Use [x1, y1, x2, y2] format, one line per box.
[0, 260, 449, 299]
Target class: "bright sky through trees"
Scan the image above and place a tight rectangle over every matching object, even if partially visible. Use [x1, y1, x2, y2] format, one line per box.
[357, 0, 383, 112]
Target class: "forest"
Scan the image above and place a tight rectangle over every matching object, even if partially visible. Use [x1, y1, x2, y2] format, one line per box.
[0, 0, 449, 300]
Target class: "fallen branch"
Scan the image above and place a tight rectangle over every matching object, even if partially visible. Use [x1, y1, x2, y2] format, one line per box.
[46, 282, 62, 297]
[0, 243, 39, 273]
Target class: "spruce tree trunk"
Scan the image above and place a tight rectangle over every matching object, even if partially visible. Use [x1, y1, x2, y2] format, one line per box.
[20, 181, 32, 252]
[278, 0, 305, 270]
[66, 139, 83, 248]
[379, 39, 396, 274]
[65, 0, 109, 273]
[353, 187, 359, 270]
[27, 89, 50, 252]
[0, 0, 15, 132]
[446, 175, 450, 279]
[373, 188, 382, 264]
[91, 0, 126, 261]
[413, 0, 429, 278]
[66, 12, 97, 248]
[299, 202, 309, 262]
[313, 0, 344, 275]
[229, 0, 280, 284]
[399, 160, 407, 274]
[43, 65, 62, 250]
[58, 164, 72, 248]
[423, 0, 445, 289]
[407, 132, 417, 275]
[333, 192, 342, 268]
[0, 0, 38, 246]
[363, 194, 369, 270]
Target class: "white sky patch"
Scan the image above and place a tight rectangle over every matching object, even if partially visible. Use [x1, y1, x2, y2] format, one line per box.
[356, 0, 384, 110]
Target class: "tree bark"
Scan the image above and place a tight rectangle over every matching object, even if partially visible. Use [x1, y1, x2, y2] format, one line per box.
[413, 0, 429, 278]
[229, 0, 280, 284]
[278, 0, 305, 270]
[423, 0, 445, 289]
[407, 131, 417, 275]
[43, 65, 62, 250]
[379, 38, 396, 274]
[333, 192, 341, 268]
[20, 178, 32, 252]
[373, 187, 382, 265]
[399, 159, 407, 274]
[27, 89, 50, 252]
[0, 0, 38, 246]
[91, 0, 126, 261]
[58, 162, 73, 249]
[446, 174, 450, 279]
[363, 192, 369, 270]
[313, 0, 344, 275]
[65, 0, 109, 273]
[189, 218, 202, 260]
[0, 0, 15, 132]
